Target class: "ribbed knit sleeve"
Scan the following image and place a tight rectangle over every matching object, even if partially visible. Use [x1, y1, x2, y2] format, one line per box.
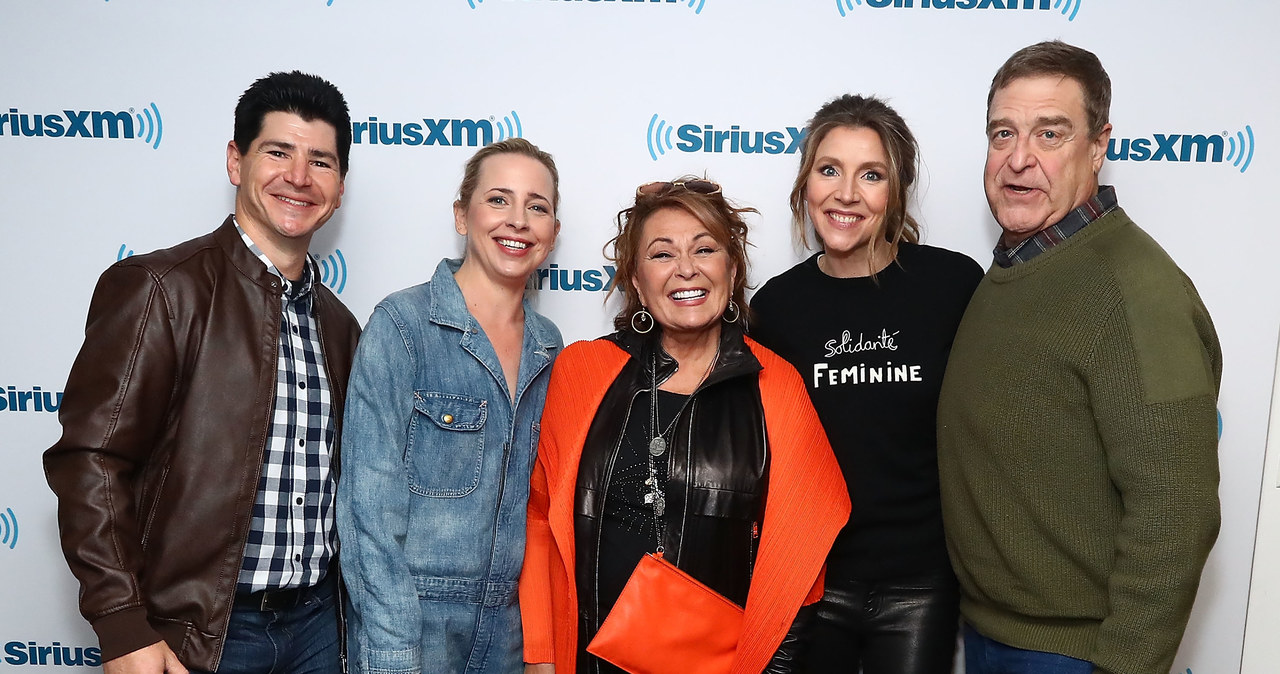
[1084, 278, 1220, 674]
[519, 340, 629, 671]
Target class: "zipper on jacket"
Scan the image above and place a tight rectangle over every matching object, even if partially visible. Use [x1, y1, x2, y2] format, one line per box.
[748, 520, 760, 584]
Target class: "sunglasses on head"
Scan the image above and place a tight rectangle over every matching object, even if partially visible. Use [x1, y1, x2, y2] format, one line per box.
[635, 179, 723, 198]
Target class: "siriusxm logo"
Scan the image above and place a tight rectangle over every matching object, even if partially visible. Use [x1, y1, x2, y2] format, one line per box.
[0, 103, 163, 149]
[836, 0, 1080, 20]
[352, 111, 521, 147]
[532, 264, 616, 292]
[317, 250, 348, 294]
[3, 642, 102, 667]
[0, 507, 17, 550]
[0, 386, 63, 413]
[646, 114, 804, 161]
[118, 244, 350, 294]
[466, 0, 706, 14]
[1107, 125, 1255, 173]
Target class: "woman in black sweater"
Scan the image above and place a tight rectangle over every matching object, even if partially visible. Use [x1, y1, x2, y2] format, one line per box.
[750, 94, 983, 674]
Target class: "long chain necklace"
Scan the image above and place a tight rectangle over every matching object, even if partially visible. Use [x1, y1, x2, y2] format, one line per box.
[644, 344, 719, 523]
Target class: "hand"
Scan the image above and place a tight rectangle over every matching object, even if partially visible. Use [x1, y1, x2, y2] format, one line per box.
[525, 665, 554, 674]
[103, 642, 188, 674]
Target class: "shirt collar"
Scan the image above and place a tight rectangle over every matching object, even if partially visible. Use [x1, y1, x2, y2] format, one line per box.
[233, 218, 315, 300]
[993, 185, 1118, 268]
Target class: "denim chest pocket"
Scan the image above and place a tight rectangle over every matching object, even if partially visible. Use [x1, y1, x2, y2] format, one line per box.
[406, 391, 487, 497]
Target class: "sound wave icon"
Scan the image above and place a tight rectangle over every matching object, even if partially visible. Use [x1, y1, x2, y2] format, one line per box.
[646, 114, 677, 162]
[133, 102, 163, 150]
[836, 0, 859, 18]
[319, 249, 348, 294]
[686, 0, 706, 14]
[1225, 125, 1255, 173]
[467, 0, 483, 8]
[117, 244, 135, 261]
[495, 110, 523, 141]
[0, 508, 17, 550]
[1053, 0, 1081, 21]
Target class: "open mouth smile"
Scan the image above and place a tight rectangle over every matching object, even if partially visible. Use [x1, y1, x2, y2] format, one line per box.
[670, 289, 707, 301]
[497, 238, 531, 250]
[275, 195, 312, 207]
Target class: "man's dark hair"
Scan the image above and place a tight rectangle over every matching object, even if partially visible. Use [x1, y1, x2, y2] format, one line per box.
[988, 40, 1111, 140]
[234, 71, 352, 176]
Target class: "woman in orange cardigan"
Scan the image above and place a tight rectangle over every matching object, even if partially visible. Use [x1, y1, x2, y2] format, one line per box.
[520, 178, 850, 674]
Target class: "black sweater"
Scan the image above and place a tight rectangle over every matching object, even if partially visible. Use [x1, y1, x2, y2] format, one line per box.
[750, 243, 982, 581]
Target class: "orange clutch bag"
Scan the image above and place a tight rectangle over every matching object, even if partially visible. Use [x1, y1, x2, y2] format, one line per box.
[586, 551, 744, 674]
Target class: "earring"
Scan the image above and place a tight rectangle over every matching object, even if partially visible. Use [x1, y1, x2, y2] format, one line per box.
[631, 307, 655, 334]
[723, 300, 740, 324]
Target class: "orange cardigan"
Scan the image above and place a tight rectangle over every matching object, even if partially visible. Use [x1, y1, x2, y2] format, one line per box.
[520, 337, 851, 673]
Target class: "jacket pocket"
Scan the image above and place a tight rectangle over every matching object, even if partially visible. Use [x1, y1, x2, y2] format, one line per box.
[406, 391, 487, 497]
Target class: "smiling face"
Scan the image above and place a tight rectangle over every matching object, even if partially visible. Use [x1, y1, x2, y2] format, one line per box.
[984, 75, 1111, 245]
[453, 152, 559, 289]
[227, 111, 345, 257]
[804, 125, 892, 275]
[632, 207, 736, 341]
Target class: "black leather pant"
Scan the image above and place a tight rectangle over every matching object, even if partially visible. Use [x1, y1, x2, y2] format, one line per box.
[802, 573, 960, 674]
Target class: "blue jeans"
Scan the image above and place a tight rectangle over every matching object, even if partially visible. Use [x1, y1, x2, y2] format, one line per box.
[199, 577, 341, 674]
[964, 625, 1093, 674]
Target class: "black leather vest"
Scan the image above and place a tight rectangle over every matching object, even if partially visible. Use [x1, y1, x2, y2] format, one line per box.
[572, 325, 769, 665]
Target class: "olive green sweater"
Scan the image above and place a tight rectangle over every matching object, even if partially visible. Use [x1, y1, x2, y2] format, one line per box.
[937, 207, 1221, 674]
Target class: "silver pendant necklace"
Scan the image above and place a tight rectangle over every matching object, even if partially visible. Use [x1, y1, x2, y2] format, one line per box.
[644, 344, 719, 520]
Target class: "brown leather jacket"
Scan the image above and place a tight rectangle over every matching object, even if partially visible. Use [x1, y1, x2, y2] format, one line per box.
[43, 217, 360, 671]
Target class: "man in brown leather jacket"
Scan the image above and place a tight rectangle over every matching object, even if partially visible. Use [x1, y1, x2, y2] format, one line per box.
[44, 71, 361, 674]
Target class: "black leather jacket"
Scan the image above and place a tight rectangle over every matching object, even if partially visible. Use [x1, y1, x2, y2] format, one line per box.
[572, 325, 811, 673]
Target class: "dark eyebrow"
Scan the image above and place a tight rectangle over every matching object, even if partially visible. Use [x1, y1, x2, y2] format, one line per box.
[259, 139, 339, 163]
[1036, 115, 1074, 129]
[986, 118, 1012, 135]
[308, 147, 340, 163]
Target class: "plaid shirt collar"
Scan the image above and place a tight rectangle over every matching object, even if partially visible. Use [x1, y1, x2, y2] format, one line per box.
[233, 219, 316, 302]
[993, 185, 1118, 268]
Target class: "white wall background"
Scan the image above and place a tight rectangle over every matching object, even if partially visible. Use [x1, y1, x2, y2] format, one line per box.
[1, 1, 1277, 672]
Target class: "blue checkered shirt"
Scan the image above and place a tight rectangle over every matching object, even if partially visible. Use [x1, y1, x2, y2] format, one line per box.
[993, 185, 1119, 268]
[234, 222, 337, 593]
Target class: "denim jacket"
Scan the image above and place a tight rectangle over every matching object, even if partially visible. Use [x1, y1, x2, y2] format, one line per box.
[338, 258, 561, 674]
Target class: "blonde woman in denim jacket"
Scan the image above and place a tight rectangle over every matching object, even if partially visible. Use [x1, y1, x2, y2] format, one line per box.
[338, 139, 563, 674]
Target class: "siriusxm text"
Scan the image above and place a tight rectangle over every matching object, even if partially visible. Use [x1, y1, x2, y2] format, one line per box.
[4, 642, 102, 667]
[532, 264, 616, 292]
[860, 0, 1052, 8]
[0, 108, 134, 139]
[0, 386, 63, 413]
[677, 125, 805, 155]
[353, 117, 497, 147]
[1107, 134, 1225, 163]
[504, 0, 684, 3]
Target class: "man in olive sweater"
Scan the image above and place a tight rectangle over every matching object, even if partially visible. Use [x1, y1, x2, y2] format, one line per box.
[937, 41, 1221, 674]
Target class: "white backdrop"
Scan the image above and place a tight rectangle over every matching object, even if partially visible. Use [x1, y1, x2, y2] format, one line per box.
[2, 1, 1277, 672]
